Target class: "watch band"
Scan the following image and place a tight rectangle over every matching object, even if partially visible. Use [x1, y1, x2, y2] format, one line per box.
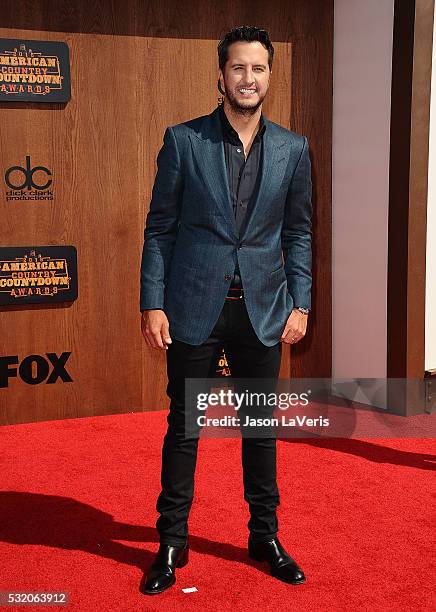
[295, 307, 310, 315]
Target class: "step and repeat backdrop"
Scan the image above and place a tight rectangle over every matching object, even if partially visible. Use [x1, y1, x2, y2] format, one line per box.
[0, 25, 297, 425]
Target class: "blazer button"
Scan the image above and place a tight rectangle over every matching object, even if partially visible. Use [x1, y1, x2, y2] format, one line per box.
[224, 274, 232, 281]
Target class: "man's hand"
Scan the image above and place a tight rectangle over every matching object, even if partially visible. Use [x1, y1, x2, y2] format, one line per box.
[141, 310, 172, 350]
[280, 309, 308, 344]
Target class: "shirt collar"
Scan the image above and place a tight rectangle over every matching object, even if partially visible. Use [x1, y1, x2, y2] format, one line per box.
[218, 103, 266, 144]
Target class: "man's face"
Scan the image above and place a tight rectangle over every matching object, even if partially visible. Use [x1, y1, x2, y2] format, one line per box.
[219, 41, 271, 115]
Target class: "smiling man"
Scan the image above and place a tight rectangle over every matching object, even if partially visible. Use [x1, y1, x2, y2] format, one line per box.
[140, 26, 312, 594]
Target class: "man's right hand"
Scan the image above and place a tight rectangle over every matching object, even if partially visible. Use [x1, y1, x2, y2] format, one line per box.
[141, 310, 172, 350]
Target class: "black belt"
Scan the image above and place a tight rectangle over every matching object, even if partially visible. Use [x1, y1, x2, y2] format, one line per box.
[226, 287, 244, 300]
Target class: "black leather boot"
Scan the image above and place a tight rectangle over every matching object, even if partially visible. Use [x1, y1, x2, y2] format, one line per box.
[248, 536, 306, 585]
[140, 542, 189, 595]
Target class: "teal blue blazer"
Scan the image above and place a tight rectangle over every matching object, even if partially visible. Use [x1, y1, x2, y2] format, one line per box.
[140, 106, 312, 346]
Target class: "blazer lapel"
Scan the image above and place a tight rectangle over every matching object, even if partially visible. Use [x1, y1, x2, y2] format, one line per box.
[189, 107, 237, 237]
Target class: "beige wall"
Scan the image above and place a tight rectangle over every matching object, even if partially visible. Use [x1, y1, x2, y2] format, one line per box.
[333, 0, 394, 379]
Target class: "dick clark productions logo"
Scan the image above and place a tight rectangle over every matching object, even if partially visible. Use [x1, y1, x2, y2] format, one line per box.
[4, 155, 53, 201]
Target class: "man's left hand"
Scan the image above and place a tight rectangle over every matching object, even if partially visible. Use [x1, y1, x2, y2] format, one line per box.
[281, 309, 308, 344]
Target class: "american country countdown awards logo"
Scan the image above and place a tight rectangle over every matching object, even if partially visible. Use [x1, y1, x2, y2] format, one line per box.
[216, 347, 231, 376]
[0, 246, 78, 305]
[4, 155, 53, 202]
[0, 39, 71, 102]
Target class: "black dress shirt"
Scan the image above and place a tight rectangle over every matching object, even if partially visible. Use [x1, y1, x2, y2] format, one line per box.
[218, 103, 266, 288]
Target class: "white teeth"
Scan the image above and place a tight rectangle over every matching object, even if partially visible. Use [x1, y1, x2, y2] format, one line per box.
[240, 89, 256, 93]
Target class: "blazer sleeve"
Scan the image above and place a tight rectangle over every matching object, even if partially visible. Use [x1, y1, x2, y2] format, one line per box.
[281, 135, 313, 310]
[140, 126, 183, 311]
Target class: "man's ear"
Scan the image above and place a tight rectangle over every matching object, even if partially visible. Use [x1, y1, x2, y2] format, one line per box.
[217, 70, 226, 95]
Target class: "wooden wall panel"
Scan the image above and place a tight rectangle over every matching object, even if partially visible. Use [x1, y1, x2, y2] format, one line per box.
[0, 32, 143, 423]
[387, 0, 434, 415]
[0, 0, 333, 424]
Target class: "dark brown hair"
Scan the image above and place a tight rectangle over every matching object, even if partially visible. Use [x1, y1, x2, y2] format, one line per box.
[217, 26, 274, 72]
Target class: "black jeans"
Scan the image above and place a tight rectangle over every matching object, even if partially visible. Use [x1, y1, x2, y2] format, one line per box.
[156, 297, 282, 546]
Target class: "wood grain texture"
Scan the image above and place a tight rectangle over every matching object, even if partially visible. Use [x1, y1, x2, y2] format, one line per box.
[0, 0, 333, 424]
[388, 0, 434, 382]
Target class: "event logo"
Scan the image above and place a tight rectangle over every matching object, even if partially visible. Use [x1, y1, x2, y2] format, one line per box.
[0, 246, 78, 304]
[0, 39, 71, 102]
[0, 352, 72, 388]
[216, 347, 231, 376]
[4, 155, 53, 201]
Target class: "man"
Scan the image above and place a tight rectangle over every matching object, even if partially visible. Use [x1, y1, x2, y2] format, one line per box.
[139, 26, 312, 594]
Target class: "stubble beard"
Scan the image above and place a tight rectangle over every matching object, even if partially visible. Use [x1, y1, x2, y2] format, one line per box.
[225, 86, 267, 117]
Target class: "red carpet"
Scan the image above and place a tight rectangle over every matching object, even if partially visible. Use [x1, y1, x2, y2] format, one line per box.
[0, 411, 434, 611]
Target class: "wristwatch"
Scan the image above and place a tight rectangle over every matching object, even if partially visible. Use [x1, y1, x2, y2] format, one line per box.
[294, 307, 310, 315]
